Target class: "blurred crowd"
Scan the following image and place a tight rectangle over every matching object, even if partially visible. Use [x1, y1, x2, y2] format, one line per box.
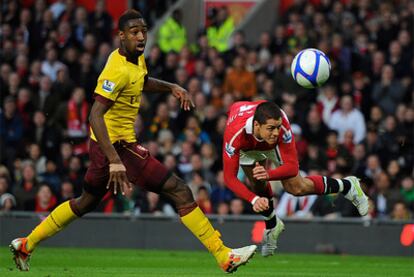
[0, 0, 413, 221]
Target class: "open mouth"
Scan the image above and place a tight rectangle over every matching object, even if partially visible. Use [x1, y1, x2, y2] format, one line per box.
[136, 43, 145, 50]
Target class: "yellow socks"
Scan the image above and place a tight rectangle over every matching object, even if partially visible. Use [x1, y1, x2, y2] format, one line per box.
[180, 206, 230, 264]
[26, 201, 78, 251]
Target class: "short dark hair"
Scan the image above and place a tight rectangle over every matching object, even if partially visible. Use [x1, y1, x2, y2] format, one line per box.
[253, 102, 282, 124]
[118, 9, 143, 31]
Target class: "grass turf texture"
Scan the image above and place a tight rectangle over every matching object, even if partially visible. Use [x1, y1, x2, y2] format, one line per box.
[1, 247, 413, 277]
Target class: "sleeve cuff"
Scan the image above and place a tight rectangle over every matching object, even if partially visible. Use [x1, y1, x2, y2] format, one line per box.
[250, 196, 260, 206]
[94, 93, 114, 106]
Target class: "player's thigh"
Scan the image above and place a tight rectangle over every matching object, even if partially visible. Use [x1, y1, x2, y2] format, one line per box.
[281, 174, 311, 195]
[120, 142, 171, 193]
[241, 161, 268, 195]
[84, 139, 110, 197]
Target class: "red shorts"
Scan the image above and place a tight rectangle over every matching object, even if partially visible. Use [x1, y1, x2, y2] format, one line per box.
[84, 140, 171, 196]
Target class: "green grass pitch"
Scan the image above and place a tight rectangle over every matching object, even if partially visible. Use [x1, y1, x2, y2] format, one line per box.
[1, 247, 413, 276]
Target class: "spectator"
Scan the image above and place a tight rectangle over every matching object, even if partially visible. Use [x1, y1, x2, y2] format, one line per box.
[0, 97, 24, 168]
[38, 160, 61, 193]
[324, 131, 352, 174]
[59, 180, 75, 203]
[12, 161, 39, 210]
[210, 170, 234, 207]
[158, 9, 187, 53]
[207, 6, 235, 52]
[26, 183, 58, 212]
[115, 186, 138, 215]
[391, 201, 412, 220]
[26, 143, 47, 175]
[88, 0, 113, 44]
[223, 55, 257, 100]
[329, 95, 366, 144]
[148, 102, 173, 140]
[52, 67, 75, 102]
[302, 107, 330, 147]
[41, 48, 65, 81]
[216, 201, 230, 215]
[316, 85, 339, 125]
[371, 172, 401, 219]
[196, 186, 213, 214]
[34, 76, 60, 119]
[54, 87, 90, 156]
[230, 198, 245, 215]
[400, 176, 414, 211]
[276, 192, 317, 218]
[371, 65, 405, 115]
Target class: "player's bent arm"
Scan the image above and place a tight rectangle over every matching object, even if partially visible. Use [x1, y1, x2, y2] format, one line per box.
[143, 77, 194, 111]
[89, 100, 121, 163]
[223, 155, 258, 203]
[267, 162, 299, 180]
[267, 138, 299, 180]
[143, 77, 179, 93]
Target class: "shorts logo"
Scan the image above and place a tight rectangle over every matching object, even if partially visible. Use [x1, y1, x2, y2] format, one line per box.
[282, 130, 292, 143]
[102, 80, 115, 92]
[136, 144, 147, 152]
[225, 142, 235, 157]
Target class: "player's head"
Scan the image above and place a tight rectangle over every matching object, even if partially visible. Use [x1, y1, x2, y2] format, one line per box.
[118, 9, 147, 56]
[253, 102, 283, 144]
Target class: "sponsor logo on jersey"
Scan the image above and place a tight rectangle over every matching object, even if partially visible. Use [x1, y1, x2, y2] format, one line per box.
[282, 130, 292, 143]
[225, 142, 236, 157]
[239, 104, 255, 112]
[102, 80, 115, 92]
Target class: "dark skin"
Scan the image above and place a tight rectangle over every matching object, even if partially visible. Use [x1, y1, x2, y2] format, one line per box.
[74, 17, 195, 215]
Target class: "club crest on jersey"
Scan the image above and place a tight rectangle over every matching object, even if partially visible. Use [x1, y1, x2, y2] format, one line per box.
[225, 143, 235, 157]
[282, 130, 292, 143]
[102, 80, 115, 92]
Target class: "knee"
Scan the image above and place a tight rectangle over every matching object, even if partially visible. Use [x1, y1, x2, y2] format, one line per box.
[287, 186, 307, 196]
[283, 181, 307, 196]
[72, 193, 101, 216]
[162, 175, 194, 206]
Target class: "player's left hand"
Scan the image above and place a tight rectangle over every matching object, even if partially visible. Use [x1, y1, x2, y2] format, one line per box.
[107, 163, 133, 195]
[171, 85, 195, 111]
[253, 162, 269, 181]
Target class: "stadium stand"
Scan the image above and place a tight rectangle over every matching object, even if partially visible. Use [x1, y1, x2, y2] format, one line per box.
[0, 0, 413, 222]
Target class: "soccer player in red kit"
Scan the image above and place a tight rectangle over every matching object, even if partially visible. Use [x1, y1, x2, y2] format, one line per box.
[223, 100, 369, 257]
[10, 10, 256, 273]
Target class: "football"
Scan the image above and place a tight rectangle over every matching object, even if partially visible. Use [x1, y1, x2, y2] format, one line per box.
[291, 48, 331, 89]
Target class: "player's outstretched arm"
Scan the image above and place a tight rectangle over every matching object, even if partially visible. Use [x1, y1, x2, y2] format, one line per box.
[89, 101, 132, 195]
[143, 77, 194, 110]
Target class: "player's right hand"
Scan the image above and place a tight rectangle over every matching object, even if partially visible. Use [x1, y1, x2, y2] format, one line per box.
[252, 197, 269, 212]
[107, 162, 133, 195]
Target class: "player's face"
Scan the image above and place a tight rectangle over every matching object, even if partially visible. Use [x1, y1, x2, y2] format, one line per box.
[120, 18, 147, 56]
[256, 118, 283, 145]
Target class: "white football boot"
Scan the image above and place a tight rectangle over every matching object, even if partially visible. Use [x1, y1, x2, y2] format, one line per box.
[10, 238, 31, 271]
[221, 245, 257, 273]
[261, 217, 285, 257]
[344, 176, 369, 216]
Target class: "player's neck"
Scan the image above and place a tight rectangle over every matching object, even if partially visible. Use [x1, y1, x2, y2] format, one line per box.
[118, 47, 139, 65]
[252, 126, 263, 142]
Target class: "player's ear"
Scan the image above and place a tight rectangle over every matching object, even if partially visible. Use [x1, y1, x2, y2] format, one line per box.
[119, 30, 125, 40]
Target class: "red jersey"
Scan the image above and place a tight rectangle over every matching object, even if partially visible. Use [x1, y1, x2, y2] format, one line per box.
[223, 101, 299, 202]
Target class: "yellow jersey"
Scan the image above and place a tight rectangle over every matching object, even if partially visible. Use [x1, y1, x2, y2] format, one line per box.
[91, 49, 147, 143]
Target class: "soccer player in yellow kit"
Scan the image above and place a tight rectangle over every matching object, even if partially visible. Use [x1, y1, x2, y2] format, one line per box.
[10, 10, 256, 273]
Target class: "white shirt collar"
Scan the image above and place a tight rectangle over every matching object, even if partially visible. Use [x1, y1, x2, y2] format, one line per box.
[245, 116, 253, 134]
[245, 116, 263, 142]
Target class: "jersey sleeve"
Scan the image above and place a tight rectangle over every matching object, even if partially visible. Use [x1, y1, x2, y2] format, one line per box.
[222, 131, 257, 203]
[267, 117, 299, 180]
[95, 60, 128, 102]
